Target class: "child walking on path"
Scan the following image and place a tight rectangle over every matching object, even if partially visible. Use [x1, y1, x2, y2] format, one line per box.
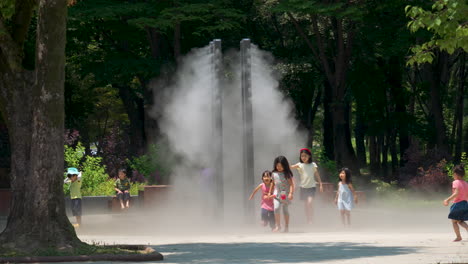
[291, 148, 323, 224]
[249, 170, 276, 229]
[64, 167, 82, 228]
[334, 168, 357, 227]
[115, 169, 131, 210]
[269, 156, 294, 233]
[443, 165, 468, 242]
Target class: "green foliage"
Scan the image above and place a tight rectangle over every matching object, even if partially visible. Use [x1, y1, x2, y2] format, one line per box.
[445, 152, 468, 181]
[0, 0, 15, 20]
[371, 179, 406, 196]
[311, 147, 337, 181]
[406, 0, 468, 65]
[64, 141, 118, 196]
[128, 143, 172, 185]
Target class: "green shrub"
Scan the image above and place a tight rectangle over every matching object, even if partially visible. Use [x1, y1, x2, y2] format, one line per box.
[64, 142, 113, 196]
[311, 147, 337, 182]
[128, 143, 172, 185]
[445, 152, 468, 181]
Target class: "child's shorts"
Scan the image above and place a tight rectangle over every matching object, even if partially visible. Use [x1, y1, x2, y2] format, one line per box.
[448, 200, 468, 221]
[71, 198, 82, 216]
[300, 187, 316, 200]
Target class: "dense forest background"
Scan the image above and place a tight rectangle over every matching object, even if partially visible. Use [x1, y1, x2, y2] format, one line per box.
[1, 0, 467, 190]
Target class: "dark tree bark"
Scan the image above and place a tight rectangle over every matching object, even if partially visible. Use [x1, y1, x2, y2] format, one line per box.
[117, 85, 146, 157]
[452, 52, 465, 163]
[0, 0, 84, 253]
[369, 135, 380, 176]
[354, 109, 367, 167]
[424, 52, 451, 157]
[306, 86, 322, 147]
[322, 81, 334, 161]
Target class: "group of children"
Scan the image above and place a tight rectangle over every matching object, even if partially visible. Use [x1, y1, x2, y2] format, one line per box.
[249, 147, 468, 241]
[64, 168, 132, 228]
[249, 148, 358, 232]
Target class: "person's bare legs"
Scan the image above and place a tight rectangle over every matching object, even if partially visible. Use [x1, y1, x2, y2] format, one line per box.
[126, 200, 130, 208]
[120, 200, 125, 209]
[305, 196, 313, 224]
[345, 210, 351, 226]
[273, 213, 281, 232]
[284, 214, 290, 233]
[340, 210, 346, 226]
[458, 221, 468, 233]
[452, 219, 462, 241]
[76, 216, 81, 226]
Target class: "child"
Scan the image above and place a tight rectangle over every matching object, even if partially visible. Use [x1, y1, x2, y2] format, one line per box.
[115, 169, 131, 210]
[443, 165, 468, 242]
[290, 148, 323, 224]
[64, 167, 82, 228]
[334, 168, 357, 227]
[249, 170, 276, 229]
[269, 156, 294, 232]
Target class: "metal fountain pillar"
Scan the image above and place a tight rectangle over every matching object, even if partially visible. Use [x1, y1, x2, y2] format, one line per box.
[240, 39, 254, 220]
[210, 39, 224, 218]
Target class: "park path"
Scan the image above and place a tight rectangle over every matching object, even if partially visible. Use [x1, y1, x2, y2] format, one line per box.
[72, 204, 468, 264]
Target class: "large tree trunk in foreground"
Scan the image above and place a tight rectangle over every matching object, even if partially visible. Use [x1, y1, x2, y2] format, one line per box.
[0, 0, 84, 253]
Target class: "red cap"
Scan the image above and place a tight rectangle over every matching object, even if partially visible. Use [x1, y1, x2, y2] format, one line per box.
[300, 148, 311, 154]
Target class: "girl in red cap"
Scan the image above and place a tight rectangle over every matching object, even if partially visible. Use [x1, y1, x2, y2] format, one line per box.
[290, 148, 323, 224]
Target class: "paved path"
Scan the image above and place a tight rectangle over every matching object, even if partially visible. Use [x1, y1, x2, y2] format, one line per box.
[71, 204, 468, 264]
[2, 202, 468, 263]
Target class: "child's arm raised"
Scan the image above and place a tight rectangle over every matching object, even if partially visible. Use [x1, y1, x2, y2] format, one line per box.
[290, 163, 300, 169]
[349, 183, 358, 204]
[249, 184, 262, 200]
[444, 187, 459, 206]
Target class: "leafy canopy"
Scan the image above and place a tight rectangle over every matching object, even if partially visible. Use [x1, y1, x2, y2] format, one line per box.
[406, 0, 468, 65]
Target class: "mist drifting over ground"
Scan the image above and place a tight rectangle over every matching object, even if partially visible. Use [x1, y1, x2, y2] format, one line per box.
[149, 44, 305, 226]
[144, 44, 449, 236]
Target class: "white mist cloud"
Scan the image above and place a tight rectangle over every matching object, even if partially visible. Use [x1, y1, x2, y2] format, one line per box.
[151, 44, 306, 224]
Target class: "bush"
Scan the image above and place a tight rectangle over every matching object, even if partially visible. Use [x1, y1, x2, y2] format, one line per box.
[311, 146, 337, 182]
[409, 159, 450, 192]
[128, 143, 172, 185]
[445, 152, 468, 181]
[64, 142, 113, 196]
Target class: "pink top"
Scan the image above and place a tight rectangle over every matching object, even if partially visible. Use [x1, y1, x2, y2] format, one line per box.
[453, 179, 468, 203]
[261, 183, 274, 211]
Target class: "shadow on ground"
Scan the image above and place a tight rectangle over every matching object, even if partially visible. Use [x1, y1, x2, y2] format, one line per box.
[153, 242, 418, 263]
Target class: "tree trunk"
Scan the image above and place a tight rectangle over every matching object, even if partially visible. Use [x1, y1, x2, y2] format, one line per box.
[453, 52, 465, 163]
[369, 135, 380, 176]
[426, 52, 450, 157]
[389, 128, 399, 178]
[174, 22, 181, 61]
[306, 86, 322, 147]
[117, 85, 146, 157]
[354, 107, 367, 167]
[332, 101, 358, 172]
[0, 0, 84, 253]
[381, 134, 388, 179]
[322, 82, 334, 161]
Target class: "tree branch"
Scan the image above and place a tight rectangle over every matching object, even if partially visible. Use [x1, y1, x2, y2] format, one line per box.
[310, 15, 334, 86]
[286, 12, 319, 61]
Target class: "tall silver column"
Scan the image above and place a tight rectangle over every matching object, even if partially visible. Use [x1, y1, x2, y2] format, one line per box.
[211, 39, 224, 218]
[240, 39, 254, 220]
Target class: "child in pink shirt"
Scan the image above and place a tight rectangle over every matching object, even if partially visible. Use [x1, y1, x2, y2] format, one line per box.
[249, 170, 276, 229]
[444, 165, 468, 242]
